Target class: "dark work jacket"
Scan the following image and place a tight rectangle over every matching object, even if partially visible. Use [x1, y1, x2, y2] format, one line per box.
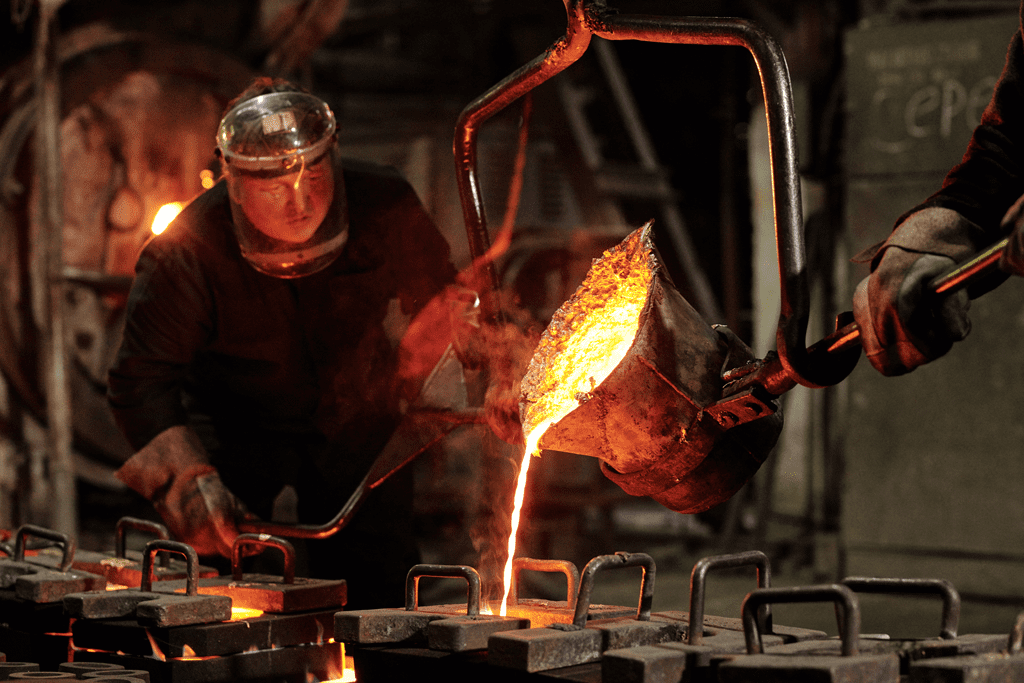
[904, 3, 1024, 241]
[108, 158, 457, 519]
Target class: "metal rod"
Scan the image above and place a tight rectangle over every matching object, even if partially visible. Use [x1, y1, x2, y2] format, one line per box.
[33, 0, 76, 538]
[688, 551, 772, 646]
[573, 552, 655, 627]
[453, 0, 593, 321]
[741, 584, 861, 656]
[840, 576, 960, 640]
[453, 3, 824, 387]
[823, 236, 1010, 355]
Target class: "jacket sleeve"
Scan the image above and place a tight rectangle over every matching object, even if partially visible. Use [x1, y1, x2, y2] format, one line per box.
[107, 238, 214, 451]
[388, 182, 458, 315]
[904, 9, 1024, 241]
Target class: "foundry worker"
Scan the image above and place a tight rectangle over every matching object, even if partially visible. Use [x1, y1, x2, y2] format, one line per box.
[852, 1, 1024, 375]
[107, 77, 458, 607]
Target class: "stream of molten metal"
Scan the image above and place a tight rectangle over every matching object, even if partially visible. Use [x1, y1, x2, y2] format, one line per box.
[499, 225, 655, 617]
[499, 420, 550, 616]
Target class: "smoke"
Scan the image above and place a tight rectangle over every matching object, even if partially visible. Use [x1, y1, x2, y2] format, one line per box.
[467, 291, 543, 605]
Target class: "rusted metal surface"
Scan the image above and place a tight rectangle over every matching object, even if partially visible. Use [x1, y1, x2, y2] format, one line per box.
[72, 641, 343, 683]
[510, 557, 579, 612]
[71, 609, 338, 658]
[488, 553, 684, 672]
[688, 551, 771, 646]
[841, 576, 961, 639]
[56, 662, 127, 677]
[336, 564, 487, 646]
[528, 232, 784, 514]
[335, 562, 547, 652]
[601, 643, 716, 683]
[760, 576, 1009, 670]
[763, 576, 1008, 674]
[907, 613, 1024, 682]
[54, 518, 218, 587]
[81, 671, 150, 683]
[406, 564, 482, 616]
[717, 584, 901, 683]
[426, 614, 530, 652]
[0, 526, 105, 603]
[158, 534, 347, 613]
[596, 551, 820, 681]
[0, 663, 40, 677]
[573, 552, 655, 627]
[487, 626, 605, 673]
[62, 540, 231, 628]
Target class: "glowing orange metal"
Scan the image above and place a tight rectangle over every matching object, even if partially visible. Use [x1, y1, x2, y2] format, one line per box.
[499, 229, 654, 613]
[151, 202, 183, 235]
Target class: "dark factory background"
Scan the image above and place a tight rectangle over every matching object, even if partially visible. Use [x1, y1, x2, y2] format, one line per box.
[2, 0, 1024, 630]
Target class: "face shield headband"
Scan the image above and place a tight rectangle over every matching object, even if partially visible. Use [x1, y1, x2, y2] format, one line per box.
[217, 91, 337, 172]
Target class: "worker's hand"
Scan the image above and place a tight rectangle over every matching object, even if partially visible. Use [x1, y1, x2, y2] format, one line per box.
[851, 207, 981, 376]
[153, 468, 249, 559]
[999, 193, 1024, 276]
[115, 426, 250, 558]
[853, 248, 971, 376]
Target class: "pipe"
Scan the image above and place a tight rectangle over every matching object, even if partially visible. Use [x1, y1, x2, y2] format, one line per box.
[33, 0, 76, 537]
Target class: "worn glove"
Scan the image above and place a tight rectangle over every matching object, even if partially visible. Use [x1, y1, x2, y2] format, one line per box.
[852, 207, 978, 376]
[999, 193, 1024, 276]
[114, 425, 249, 558]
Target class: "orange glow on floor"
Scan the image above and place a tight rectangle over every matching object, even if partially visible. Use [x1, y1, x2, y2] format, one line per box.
[230, 606, 265, 620]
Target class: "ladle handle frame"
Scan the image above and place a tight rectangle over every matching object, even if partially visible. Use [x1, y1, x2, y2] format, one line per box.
[453, 1, 822, 387]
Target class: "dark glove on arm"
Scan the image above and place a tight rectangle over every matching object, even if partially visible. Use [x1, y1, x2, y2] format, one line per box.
[852, 207, 977, 376]
[999, 193, 1024, 276]
[114, 425, 249, 558]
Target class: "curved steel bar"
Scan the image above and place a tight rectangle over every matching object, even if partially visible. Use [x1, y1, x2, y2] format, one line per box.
[741, 584, 861, 656]
[239, 465, 372, 539]
[573, 551, 655, 627]
[840, 576, 960, 640]
[232, 533, 296, 584]
[15, 524, 74, 572]
[453, 0, 592, 320]
[405, 564, 482, 617]
[688, 550, 772, 646]
[590, 12, 816, 386]
[453, 2, 826, 385]
[141, 540, 198, 595]
[115, 517, 169, 570]
[511, 557, 580, 610]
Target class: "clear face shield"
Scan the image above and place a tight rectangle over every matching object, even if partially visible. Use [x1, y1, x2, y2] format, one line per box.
[217, 91, 348, 278]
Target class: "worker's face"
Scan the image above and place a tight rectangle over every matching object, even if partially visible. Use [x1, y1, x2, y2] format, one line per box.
[232, 155, 334, 243]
